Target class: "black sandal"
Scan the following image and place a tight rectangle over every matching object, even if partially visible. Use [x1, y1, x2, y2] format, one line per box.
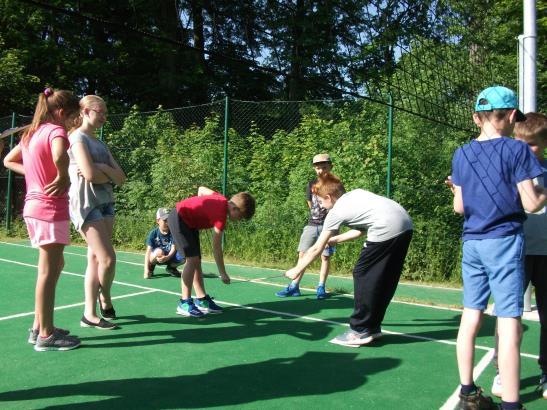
[100, 305, 117, 320]
[80, 316, 117, 330]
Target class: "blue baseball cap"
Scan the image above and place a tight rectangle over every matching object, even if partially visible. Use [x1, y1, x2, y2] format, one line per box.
[474, 86, 526, 121]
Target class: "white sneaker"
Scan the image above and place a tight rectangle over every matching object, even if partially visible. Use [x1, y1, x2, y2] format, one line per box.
[491, 374, 502, 398]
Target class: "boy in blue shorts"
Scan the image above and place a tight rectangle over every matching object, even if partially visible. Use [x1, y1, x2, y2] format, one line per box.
[490, 112, 547, 400]
[276, 153, 335, 299]
[450, 86, 547, 410]
[144, 208, 185, 279]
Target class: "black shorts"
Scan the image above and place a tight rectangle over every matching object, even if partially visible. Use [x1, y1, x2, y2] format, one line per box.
[167, 208, 201, 258]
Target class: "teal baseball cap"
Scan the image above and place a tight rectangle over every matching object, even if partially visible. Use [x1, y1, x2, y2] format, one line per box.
[474, 86, 526, 121]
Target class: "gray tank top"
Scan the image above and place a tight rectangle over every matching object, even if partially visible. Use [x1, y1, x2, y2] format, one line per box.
[68, 130, 114, 230]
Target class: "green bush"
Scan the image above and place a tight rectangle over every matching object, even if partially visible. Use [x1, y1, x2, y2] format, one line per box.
[97, 101, 467, 283]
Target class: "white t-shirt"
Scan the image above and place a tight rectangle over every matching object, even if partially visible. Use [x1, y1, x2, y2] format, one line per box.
[323, 189, 413, 243]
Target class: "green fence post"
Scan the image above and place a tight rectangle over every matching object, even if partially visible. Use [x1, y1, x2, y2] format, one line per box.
[222, 96, 230, 196]
[222, 96, 230, 248]
[99, 125, 104, 141]
[5, 112, 17, 231]
[386, 92, 393, 198]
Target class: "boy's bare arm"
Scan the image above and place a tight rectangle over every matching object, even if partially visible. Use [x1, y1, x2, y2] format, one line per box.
[198, 186, 216, 196]
[212, 227, 230, 284]
[452, 185, 464, 214]
[286, 230, 333, 279]
[517, 179, 547, 213]
[328, 229, 363, 245]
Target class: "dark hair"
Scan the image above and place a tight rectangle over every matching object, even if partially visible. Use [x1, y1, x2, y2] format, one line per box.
[23, 88, 79, 145]
[231, 192, 256, 219]
[514, 112, 547, 142]
[312, 173, 346, 199]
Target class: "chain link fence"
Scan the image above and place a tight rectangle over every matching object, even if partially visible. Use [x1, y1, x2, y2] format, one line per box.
[1, 98, 467, 281]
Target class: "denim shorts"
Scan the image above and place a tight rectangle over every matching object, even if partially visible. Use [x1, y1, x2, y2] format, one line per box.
[298, 224, 335, 257]
[462, 234, 525, 317]
[83, 202, 115, 225]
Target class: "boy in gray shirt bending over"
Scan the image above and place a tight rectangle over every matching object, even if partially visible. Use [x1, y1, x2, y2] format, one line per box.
[285, 173, 413, 347]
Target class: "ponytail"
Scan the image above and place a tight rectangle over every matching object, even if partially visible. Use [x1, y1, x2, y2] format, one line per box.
[22, 88, 79, 145]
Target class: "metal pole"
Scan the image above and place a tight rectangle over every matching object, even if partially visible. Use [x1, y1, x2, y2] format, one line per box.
[99, 125, 104, 141]
[386, 92, 393, 198]
[222, 97, 230, 249]
[5, 112, 17, 231]
[222, 96, 230, 196]
[519, 0, 537, 113]
[520, 0, 536, 312]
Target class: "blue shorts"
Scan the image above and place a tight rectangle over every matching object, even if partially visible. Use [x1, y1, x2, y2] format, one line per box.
[84, 203, 115, 225]
[462, 234, 525, 317]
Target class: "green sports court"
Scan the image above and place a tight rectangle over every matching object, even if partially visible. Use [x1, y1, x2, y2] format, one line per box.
[0, 240, 543, 409]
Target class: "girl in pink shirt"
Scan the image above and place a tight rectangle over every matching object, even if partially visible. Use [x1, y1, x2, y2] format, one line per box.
[3, 88, 81, 351]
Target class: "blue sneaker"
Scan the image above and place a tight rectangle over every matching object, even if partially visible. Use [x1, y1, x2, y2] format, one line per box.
[176, 298, 204, 317]
[316, 285, 327, 299]
[275, 284, 301, 297]
[195, 295, 223, 314]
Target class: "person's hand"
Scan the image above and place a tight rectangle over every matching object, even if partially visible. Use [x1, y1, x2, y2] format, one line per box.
[285, 268, 299, 280]
[444, 176, 455, 194]
[220, 273, 231, 284]
[327, 238, 336, 246]
[44, 174, 70, 196]
[156, 255, 167, 263]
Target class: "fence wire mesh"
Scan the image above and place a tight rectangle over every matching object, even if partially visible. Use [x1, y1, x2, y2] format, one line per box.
[1, 97, 469, 281]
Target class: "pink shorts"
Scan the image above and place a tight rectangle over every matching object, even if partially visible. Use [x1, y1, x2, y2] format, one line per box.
[24, 217, 70, 248]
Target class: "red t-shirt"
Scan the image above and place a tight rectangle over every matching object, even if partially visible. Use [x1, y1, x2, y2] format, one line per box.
[21, 123, 70, 221]
[176, 192, 228, 231]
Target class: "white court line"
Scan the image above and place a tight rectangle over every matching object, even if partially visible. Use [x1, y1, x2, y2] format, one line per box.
[0, 241, 462, 292]
[439, 349, 495, 410]
[0, 241, 465, 314]
[0, 256, 539, 360]
[0, 290, 156, 321]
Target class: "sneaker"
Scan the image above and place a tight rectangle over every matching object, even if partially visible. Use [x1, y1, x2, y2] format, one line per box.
[34, 328, 81, 352]
[275, 284, 301, 297]
[539, 374, 547, 399]
[329, 328, 382, 347]
[80, 316, 117, 330]
[28, 327, 70, 345]
[316, 284, 327, 299]
[457, 387, 498, 410]
[176, 299, 204, 317]
[491, 374, 502, 398]
[166, 265, 182, 278]
[196, 295, 223, 314]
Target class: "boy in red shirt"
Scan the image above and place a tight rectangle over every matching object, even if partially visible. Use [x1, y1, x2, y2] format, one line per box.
[167, 186, 256, 316]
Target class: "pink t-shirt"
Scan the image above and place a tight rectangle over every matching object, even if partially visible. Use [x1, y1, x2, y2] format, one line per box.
[21, 123, 70, 221]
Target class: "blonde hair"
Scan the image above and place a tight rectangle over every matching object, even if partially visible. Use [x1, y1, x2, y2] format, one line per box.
[71, 95, 107, 131]
[514, 112, 547, 143]
[312, 173, 346, 199]
[22, 88, 79, 145]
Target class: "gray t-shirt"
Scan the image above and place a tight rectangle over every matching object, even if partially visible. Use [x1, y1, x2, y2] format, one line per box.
[323, 189, 413, 243]
[524, 160, 547, 255]
[68, 130, 114, 230]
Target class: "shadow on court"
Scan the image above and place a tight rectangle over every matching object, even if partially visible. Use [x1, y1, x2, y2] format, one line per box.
[0, 352, 401, 408]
